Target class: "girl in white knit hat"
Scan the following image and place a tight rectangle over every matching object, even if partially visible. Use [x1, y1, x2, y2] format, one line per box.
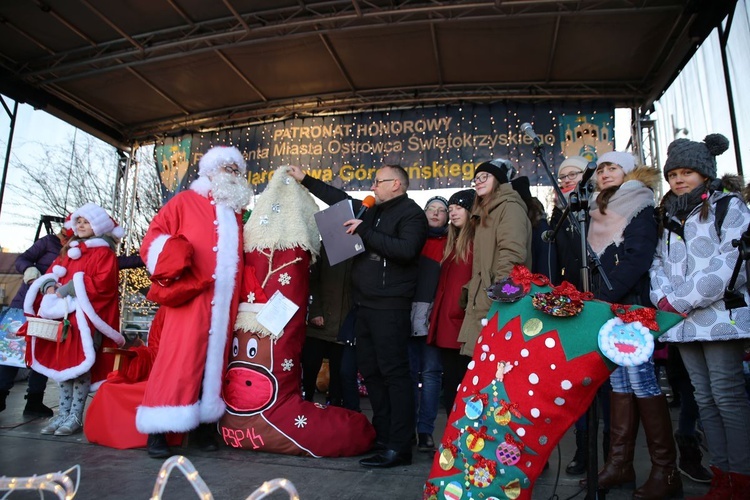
[20, 202, 125, 436]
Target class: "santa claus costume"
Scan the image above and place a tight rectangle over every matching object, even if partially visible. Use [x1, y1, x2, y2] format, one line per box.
[136, 146, 247, 455]
[21, 203, 125, 436]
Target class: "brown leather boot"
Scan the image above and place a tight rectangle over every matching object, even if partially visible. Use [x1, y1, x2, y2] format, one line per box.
[632, 394, 683, 499]
[593, 392, 638, 490]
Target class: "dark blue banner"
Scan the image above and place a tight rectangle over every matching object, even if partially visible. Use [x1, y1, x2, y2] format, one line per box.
[154, 102, 614, 199]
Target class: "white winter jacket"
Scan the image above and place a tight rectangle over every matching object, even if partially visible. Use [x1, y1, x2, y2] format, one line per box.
[650, 192, 750, 342]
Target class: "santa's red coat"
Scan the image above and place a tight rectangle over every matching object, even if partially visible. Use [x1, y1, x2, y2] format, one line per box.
[137, 178, 243, 434]
[22, 241, 123, 389]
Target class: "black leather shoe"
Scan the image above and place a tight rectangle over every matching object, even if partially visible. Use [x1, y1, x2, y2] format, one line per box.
[192, 424, 219, 451]
[371, 440, 388, 452]
[417, 433, 435, 452]
[147, 433, 171, 459]
[359, 449, 412, 468]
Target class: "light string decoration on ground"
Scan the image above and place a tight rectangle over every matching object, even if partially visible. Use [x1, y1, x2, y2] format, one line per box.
[0, 464, 80, 500]
[150, 455, 300, 500]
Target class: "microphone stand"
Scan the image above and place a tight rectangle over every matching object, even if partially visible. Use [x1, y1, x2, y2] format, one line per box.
[532, 143, 612, 500]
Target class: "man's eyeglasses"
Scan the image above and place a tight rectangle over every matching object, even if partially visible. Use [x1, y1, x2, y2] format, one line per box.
[222, 164, 242, 177]
[472, 172, 490, 185]
[426, 207, 447, 215]
[373, 178, 396, 187]
[557, 172, 582, 182]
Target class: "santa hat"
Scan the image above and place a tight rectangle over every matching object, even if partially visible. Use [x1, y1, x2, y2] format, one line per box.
[198, 146, 247, 178]
[67, 203, 125, 239]
[234, 265, 276, 338]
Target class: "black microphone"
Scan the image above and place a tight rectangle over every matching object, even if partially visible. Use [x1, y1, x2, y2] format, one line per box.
[541, 230, 555, 243]
[355, 195, 376, 219]
[520, 122, 542, 147]
[579, 161, 598, 186]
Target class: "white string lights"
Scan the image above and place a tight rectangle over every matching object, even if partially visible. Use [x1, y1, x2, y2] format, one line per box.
[150, 455, 300, 500]
[0, 465, 81, 500]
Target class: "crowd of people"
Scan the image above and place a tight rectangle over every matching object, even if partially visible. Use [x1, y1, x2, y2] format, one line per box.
[2, 135, 750, 499]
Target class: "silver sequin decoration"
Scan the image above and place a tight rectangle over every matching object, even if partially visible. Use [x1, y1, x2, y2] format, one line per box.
[539, 435, 548, 445]
[525, 461, 532, 468]
[259, 215, 269, 225]
[283, 176, 292, 184]
[505, 331, 512, 340]
[582, 377, 592, 386]
[272, 203, 281, 213]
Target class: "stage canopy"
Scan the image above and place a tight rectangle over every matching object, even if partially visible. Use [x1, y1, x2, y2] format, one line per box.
[0, 0, 737, 148]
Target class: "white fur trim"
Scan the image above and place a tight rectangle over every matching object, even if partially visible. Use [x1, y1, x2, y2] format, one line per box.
[244, 166, 321, 260]
[190, 176, 212, 197]
[145, 234, 171, 275]
[199, 204, 240, 423]
[136, 402, 201, 434]
[53, 266, 67, 278]
[234, 310, 276, 338]
[73, 272, 125, 347]
[38, 294, 76, 319]
[198, 146, 246, 177]
[24, 272, 57, 315]
[237, 303, 264, 313]
[28, 307, 96, 382]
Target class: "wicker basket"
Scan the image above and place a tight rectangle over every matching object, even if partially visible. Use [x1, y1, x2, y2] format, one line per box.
[26, 317, 62, 341]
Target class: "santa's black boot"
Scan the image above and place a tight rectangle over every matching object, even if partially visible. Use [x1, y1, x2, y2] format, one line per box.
[147, 434, 171, 458]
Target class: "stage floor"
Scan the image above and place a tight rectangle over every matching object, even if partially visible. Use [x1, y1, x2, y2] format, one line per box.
[0, 379, 710, 499]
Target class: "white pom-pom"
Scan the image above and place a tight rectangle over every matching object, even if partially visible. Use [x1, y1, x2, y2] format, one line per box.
[481, 318, 488, 326]
[68, 247, 82, 260]
[52, 265, 67, 278]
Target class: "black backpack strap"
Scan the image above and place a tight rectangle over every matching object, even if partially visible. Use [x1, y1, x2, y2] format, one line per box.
[714, 194, 735, 238]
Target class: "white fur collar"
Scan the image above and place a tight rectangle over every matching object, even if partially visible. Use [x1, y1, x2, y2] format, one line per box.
[190, 176, 211, 197]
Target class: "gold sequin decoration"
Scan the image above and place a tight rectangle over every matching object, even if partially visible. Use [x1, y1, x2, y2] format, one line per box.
[503, 478, 521, 499]
[494, 407, 511, 426]
[439, 448, 455, 470]
[523, 318, 543, 337]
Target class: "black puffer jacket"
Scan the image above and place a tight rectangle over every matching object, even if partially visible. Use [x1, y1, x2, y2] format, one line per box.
[301, 175, 428, 310]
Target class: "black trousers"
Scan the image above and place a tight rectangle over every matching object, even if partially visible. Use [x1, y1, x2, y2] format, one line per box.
[301, 337, 344, 404]
[440, 348, 471, 417]
[355, 306, 414, 453]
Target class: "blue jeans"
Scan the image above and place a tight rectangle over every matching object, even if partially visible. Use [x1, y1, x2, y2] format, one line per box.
[679, 340, 750, 474]
[408, 336, 443, 435]
[609, 358, 662, 397]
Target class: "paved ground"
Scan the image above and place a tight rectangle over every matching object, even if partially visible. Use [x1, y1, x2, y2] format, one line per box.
[1, 377, 711, 499]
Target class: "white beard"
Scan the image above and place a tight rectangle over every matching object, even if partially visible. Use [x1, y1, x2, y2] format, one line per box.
[211, 172, 253, 213]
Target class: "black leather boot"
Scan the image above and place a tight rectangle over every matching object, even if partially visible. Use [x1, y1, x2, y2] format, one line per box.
[566, 429, 587, 475]
[192, 423, 219, 452]
[23, 392, 54, 417]
[147, 433, 171, 459]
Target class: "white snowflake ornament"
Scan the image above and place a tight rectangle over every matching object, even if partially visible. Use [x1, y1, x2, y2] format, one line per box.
[278, 273, 291, 286]
[246, 292, 256, 303]
[294, 415, 308, 428]
[281, 358, 294, 371]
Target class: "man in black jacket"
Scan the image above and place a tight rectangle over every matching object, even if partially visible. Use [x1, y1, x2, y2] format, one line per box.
[287, 164, 427, 468]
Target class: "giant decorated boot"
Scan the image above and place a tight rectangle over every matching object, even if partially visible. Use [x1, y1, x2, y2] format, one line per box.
[218, 167, 375, 457]
[424, 270, 685, 500]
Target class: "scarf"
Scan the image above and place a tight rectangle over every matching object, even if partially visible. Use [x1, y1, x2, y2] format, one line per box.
[587, 181, 655, 256]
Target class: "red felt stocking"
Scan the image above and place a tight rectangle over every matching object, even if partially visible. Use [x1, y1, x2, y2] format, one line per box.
[219, 248, 375, 457]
